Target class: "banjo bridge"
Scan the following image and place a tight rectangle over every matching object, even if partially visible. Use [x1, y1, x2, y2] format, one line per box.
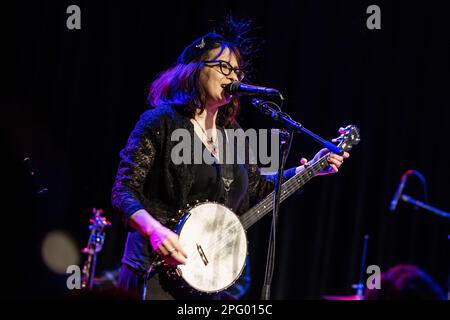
[196, 243, 209, 266]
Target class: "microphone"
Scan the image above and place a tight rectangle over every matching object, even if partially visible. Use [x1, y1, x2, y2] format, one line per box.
[389, 172, 410, 212]
[223, 81, 280, 96]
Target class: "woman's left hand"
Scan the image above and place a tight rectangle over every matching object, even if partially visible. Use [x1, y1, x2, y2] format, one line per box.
[300, 148, 350, 176]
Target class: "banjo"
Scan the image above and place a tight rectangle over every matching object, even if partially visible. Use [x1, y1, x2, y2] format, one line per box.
[159, 125, 360, 295]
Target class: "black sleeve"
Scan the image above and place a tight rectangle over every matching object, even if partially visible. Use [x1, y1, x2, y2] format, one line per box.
[111, 111, 168, 227]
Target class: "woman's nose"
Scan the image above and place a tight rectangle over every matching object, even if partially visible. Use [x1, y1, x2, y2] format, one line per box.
[228, 72, 239, 82]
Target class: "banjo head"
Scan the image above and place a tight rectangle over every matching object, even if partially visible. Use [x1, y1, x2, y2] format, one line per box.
[176, 202, 247, 293]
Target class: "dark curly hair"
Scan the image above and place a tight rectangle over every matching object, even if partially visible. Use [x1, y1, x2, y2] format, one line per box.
[147, 16, 258, 128]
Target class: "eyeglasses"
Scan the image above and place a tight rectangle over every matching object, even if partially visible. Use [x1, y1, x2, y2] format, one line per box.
[204, 60, 245, 81]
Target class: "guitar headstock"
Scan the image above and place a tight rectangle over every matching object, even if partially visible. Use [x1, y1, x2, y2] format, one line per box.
[332, 125, 361, 152]
[89, 208, 111, 230]
[82, 208, 111, 254]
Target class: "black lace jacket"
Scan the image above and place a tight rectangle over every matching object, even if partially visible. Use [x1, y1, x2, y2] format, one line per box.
[111, 104, 296, 272]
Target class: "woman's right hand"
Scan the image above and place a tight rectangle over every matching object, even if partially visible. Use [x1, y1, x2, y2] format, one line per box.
[129, 209, 188, 266]
[149, 223, 188, 266]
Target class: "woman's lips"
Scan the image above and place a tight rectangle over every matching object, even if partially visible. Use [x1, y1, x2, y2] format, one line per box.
[222, 83, 233, 100]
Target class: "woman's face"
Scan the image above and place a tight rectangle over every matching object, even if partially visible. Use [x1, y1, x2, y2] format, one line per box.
[199, 46, 240, 108]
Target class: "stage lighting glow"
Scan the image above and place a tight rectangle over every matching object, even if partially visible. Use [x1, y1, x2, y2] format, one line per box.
[41, 230, 81, 274]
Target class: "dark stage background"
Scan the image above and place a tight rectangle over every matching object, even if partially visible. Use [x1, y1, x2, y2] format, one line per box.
[2, 0, 449, 299]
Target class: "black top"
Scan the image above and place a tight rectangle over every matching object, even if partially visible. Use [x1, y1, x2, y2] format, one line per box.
[188, 127, 247, 212]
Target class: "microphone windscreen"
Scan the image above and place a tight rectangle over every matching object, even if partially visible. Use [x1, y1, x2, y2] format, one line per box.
[225, 81, 241, 94]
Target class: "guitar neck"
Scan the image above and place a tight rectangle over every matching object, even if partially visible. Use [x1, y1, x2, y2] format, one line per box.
[239, 154, 331, 230]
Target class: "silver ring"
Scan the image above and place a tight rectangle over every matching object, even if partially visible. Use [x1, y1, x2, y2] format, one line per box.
[168, 248, 176, 253]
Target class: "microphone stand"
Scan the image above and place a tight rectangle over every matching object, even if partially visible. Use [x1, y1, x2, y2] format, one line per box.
[352, 234, 369, 299]
[399, 183, 450, 299]
[251, 97, 343, 300]
[261, 128, 293, 300]
[400, 195, 450, 218]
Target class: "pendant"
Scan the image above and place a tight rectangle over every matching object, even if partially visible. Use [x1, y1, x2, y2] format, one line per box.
[209, 141, 218, 155]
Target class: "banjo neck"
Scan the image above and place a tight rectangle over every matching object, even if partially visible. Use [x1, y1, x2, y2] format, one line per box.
[239, 154, 331, 230]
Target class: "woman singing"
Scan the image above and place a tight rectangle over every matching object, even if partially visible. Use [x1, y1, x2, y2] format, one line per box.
[112, 18, 349, 300]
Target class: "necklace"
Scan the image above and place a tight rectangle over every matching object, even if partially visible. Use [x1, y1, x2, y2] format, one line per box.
[192, 118, 219, 155]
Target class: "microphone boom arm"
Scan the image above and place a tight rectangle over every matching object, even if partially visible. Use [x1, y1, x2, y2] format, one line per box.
[251, 98, 343, 155]
[401, 194, 450, 218]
